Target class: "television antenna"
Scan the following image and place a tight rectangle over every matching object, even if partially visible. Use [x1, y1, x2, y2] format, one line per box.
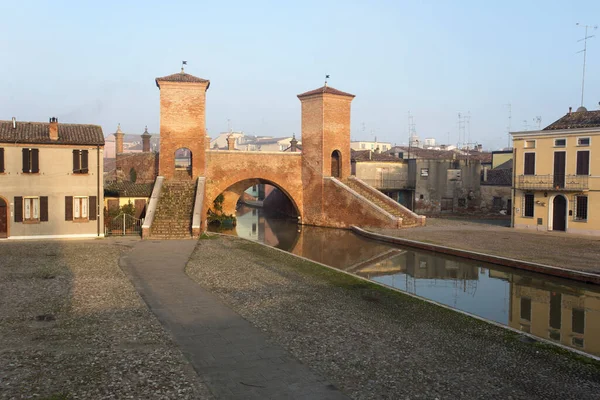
[576, 23, 597, 107]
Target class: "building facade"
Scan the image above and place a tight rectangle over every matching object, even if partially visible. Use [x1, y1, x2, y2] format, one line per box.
[511, 108, 599, 235]
[350, 140, 392, 152]
[0, 118, 104, 239]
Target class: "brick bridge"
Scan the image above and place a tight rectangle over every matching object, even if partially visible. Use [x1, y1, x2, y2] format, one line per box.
[115, 69, 424, 238]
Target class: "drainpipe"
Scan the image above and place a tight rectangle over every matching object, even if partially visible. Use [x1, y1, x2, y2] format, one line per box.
[97, 145, 100, 237]
[511, 147, 516, 228]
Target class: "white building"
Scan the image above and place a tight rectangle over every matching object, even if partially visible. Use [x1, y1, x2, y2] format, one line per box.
[350, 141, 392, 152]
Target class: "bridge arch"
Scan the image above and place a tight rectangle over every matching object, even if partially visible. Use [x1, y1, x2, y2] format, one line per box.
[207, 177, 301, 218]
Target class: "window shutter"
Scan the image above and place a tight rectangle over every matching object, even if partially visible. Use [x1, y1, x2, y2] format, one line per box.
[14, 196, 23, 222]
[524, 153, 535, 175]
[73, 150, 80, 173]
[65, 196, 73, 221]
[577, 151, 590, 175]
[22, 149, 29, 173]
[0, 148, 4, 173]
[81, 150, 89, 173]
[40, 196, 49, 222]
[89, 196, 97, 221]
[31, 149, 39, 173]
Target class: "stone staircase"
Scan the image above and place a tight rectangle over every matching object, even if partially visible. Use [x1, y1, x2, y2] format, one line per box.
[150, 181, 196, 239]
[344, 179, 418, 227]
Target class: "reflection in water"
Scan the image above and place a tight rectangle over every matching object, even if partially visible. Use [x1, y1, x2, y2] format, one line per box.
[210, 206, 600, 357]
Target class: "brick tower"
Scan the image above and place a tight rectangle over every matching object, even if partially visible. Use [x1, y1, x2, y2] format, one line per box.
[155, 69, 210, 180]
[297, 84, 355, 223]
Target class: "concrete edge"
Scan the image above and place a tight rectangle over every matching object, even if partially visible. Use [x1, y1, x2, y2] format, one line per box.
[327, 177, 399, 224]
[191, 177, 206, 235]
[348, 176, 424, 223]
[205, 232, 600, 362]
[351, 226, 600, 285]
[141, 176, 164, 235]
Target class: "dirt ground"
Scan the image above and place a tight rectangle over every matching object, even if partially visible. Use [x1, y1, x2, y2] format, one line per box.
[371, 218, 600, 274]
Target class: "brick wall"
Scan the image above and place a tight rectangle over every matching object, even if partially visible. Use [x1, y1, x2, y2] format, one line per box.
[116, 152, 158, 184]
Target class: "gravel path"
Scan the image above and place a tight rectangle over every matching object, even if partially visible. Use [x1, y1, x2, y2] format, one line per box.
[371, 218, 600, 274]
[187, 235, 600, 400]
[0, 239, 211, 400]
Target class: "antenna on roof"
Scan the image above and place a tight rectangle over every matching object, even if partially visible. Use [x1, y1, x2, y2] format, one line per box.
[576, 23, 597, 107]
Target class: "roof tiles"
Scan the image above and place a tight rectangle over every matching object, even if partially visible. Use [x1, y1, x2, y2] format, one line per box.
[543, 110, 600, 130]
[297, 86, 355, 99]
[0, 120, 104, 146]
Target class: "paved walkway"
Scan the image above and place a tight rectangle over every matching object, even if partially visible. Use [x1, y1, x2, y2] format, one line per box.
[372, 218, 600, 274]
[120, 239, 348, 400]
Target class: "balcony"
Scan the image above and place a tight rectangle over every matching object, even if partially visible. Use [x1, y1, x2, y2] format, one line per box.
[360, 178, 412, 190]
[515, 175, 588, 191]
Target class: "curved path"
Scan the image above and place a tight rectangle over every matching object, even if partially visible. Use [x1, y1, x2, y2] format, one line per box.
[120, 239, 348, 400]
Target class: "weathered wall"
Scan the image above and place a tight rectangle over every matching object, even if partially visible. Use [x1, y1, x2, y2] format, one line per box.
[480, 185, 511, 212]
[116, 152, 158, 184]
[157, 81, 209, 179]
[413, 159, 482, 214]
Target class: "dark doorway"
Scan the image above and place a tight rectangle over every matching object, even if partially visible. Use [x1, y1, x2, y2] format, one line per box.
[554, 152, 566, 189]
[331, 150, 341, 178]
[0, 197, 7, 238]
[507, 199, 512, 216]
[553, 195, 566, 232]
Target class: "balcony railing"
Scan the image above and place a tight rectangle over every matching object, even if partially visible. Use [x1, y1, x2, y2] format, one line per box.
[515, 175, 588, 191]
[361, 178, 412, 190]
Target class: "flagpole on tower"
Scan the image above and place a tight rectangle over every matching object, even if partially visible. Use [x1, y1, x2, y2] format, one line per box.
[325, 74, 330, 87]
[181, 60, 187, 73]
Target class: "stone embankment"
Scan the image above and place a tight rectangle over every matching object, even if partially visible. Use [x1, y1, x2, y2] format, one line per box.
[187, 235, 600, 400]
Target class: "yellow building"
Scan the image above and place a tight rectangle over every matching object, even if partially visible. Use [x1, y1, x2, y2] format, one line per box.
[511, 108, 599, 235]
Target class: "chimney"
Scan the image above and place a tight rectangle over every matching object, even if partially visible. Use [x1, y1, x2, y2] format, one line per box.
[12, 117, 16, 129]
[374, 146, 380, 154]
[115, 124, 124, 154]
[569, 106, 572, 115]
[477, 144, 483, 152]
[226, 134, 236, 150]
[290, 133, 298, 152]
[141, 126, 151, 152]
[49, 117, 58, 141]
[205, 135, 211, 150]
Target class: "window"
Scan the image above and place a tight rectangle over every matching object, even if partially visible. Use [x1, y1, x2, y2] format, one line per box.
[493, 196, 503, 210]
[14, 196, 48, 223]
[0, 148, 4, 173]
[572, 308, 585, 334]
[577, 137, 590, 146]
[576, 151, 590, 175]
[524, 140, 536, 149]
[524, 153, 535, 175]
[520, 297, 531, 321]
[575, 195, 588, 221]
[72, 150, 89, 174]
[554, 138, 566, 147]
[73, 197, 88, 221]
[361, 144, 366, 149]
[22, 148, 39, 173]
[65, 196, 97, 221]
[523, 193, 534, 217]
[549, 293, 561, 330]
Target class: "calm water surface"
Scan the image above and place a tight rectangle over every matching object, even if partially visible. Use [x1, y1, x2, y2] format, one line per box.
[210, 205, 600, 357]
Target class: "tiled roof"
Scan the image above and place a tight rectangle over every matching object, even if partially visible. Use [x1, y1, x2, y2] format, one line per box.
[351, 150, 403, 162]
[297, 86, 355, 99]
[483, 167, 512, 186]
[386, 146, 492, 162]
[0, 120, 104, 145]
[155, 71, 210, 88]
[104, 182, 154, 198]
[543, 110, 600, 130]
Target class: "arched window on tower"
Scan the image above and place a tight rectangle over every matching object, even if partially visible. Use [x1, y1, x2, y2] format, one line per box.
[331, 150, 341, 178]
[175, 148, 192, 171]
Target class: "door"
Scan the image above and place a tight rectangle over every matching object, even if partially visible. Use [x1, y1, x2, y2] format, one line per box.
[0, 198, 7, 238]
[552, 195, 566, 232]
[553, 152, 566, 189]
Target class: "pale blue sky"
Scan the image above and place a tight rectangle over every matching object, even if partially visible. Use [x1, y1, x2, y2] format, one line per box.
[1, 0, 598, 150]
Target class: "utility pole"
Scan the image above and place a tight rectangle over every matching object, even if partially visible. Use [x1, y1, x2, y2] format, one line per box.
[576, 23, 597, 107]
[504, 103, 512, 149]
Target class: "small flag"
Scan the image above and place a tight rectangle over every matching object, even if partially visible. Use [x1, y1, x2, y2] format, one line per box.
[326, 74, 330, 79]
[182, 61, 188, 65]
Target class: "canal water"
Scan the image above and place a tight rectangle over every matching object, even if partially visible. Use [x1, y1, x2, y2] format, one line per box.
[210, 205, 600, 358]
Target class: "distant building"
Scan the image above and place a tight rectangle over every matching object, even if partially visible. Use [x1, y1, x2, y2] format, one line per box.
[350, 141, 392, 152]
[0, 118, 104, 239]
[211, 132, 300, 152]
[511, 106, 600, 235]
[104, 125, 159, 158]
